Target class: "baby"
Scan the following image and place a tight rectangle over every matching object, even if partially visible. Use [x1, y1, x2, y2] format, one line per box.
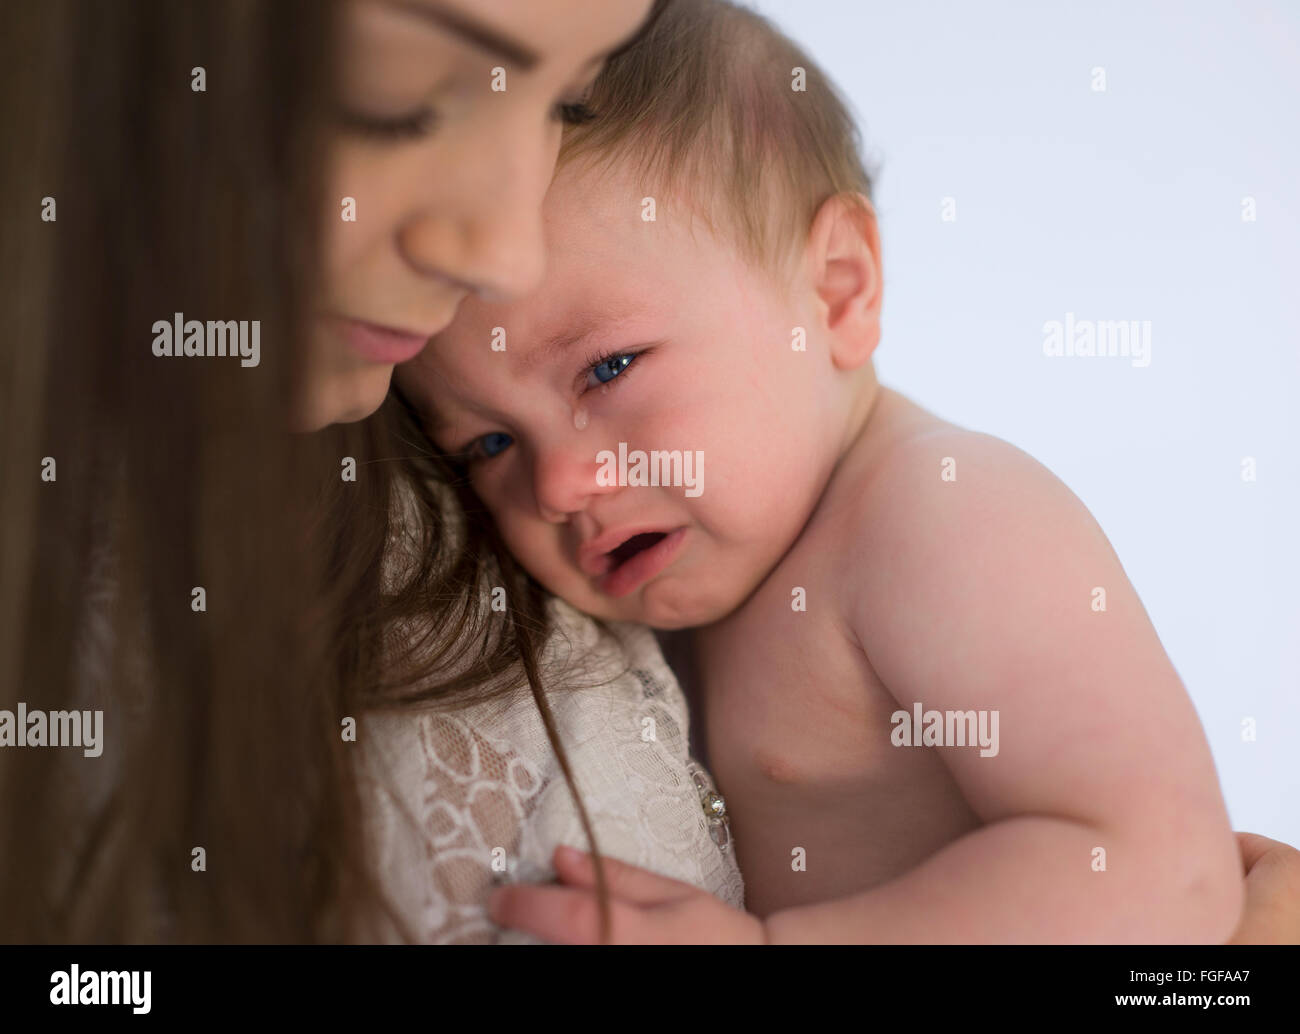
[395, 0, 1243, 942]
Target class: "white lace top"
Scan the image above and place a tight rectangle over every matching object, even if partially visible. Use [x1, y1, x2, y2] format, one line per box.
[358, 596, 744, 943]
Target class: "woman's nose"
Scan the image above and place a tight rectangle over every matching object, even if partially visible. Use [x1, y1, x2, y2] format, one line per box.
[532, 440, 621, 523]
[399, 114, 553, 301]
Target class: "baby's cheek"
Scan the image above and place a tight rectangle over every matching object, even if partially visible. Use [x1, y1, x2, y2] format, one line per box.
[494, 513, 571, 587]
[695, 460, 816, 583]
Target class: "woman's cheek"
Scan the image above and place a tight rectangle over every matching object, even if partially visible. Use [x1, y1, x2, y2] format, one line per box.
[321, 150, 370, 274]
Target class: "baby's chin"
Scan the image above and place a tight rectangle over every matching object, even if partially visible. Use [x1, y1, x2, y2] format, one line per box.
[554, 576, 743, 631]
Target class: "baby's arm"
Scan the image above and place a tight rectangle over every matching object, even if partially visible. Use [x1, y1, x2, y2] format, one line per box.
[766, 430, 1243, 943]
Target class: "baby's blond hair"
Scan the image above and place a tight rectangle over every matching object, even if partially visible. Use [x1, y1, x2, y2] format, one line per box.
[560, 0, 876, 278]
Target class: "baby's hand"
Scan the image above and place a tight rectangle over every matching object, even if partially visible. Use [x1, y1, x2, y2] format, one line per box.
[487, 846, 767, 945]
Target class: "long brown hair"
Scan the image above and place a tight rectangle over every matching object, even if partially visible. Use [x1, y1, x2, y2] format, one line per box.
[0, 0, 649, 942]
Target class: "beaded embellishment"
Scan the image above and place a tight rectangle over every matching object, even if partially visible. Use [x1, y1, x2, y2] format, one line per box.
[691, 767, 731, 852]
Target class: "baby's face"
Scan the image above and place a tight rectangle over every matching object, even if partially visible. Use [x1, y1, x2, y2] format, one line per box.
[397, 161, 848, 628]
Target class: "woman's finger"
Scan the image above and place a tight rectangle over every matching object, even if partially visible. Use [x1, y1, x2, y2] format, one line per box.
[1229, 832, 1300, 944]
[1235, 832, 1282, 873]
[551, 845, 699, 905]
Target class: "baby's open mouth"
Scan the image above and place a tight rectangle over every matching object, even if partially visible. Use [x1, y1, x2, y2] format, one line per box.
[577, 526, 688, 595]
[591, 527, 688, 598]
[606, 532, 668, 570]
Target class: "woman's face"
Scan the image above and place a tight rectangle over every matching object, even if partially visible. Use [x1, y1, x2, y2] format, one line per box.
[295, 0, 655, 430]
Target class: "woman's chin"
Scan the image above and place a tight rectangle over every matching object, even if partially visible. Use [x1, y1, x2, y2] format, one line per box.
[290, 364, 394, 431]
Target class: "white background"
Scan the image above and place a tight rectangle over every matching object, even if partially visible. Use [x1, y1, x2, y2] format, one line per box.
[749, 0, 1300, 847]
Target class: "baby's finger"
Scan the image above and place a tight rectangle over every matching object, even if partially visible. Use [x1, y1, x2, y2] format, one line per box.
[487, 883, 652, 945]
[552, 845, 699, 905]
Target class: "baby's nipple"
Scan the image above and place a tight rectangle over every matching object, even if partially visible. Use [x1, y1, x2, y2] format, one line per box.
[572, 405, 589, 431]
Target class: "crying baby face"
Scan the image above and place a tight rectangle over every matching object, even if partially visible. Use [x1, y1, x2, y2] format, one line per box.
[396, 157, 852, 629]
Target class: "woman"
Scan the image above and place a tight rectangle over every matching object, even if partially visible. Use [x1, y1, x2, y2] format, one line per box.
[2, 0, 742, 945]
[0, 0, 1293, 944]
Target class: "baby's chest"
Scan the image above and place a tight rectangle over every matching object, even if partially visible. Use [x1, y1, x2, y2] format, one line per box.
[695, 585, 903, 790]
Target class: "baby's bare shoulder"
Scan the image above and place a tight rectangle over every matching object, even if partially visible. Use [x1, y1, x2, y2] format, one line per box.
[849, 401, 1081, 533]
[838, 407, 1109, 620]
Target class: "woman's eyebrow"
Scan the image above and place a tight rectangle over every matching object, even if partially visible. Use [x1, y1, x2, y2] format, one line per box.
[380, 0, 540, 69]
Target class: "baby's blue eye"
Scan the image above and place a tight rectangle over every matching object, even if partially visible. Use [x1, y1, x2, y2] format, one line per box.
[587, 353, 636, 387]
[475, 431, 514, 459]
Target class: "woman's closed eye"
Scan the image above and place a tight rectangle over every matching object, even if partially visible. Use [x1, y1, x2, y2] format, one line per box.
[337, 105, 438, 141]
[339, 90, 597, 143]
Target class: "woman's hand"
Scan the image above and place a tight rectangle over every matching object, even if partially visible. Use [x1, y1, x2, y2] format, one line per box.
[1228, 832, 1300, 944]
[487, 846, 767, 945]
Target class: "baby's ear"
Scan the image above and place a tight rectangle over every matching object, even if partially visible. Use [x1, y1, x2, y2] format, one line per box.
[805, 192, 882, 371]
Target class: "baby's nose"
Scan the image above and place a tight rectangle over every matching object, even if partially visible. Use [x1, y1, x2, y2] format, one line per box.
[532, 442, 620, 523]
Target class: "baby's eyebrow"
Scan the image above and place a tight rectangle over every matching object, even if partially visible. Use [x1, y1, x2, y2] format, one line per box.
[413, 305, 656, 442]
[519, 309, 646, 371]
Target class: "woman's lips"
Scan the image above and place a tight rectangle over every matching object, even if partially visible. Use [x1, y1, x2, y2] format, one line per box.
[596, 527, 688, 598]
[336, 317, 432, 364]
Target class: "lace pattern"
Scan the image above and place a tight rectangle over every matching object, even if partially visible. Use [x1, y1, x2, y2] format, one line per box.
[359, 597, 745, 943]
